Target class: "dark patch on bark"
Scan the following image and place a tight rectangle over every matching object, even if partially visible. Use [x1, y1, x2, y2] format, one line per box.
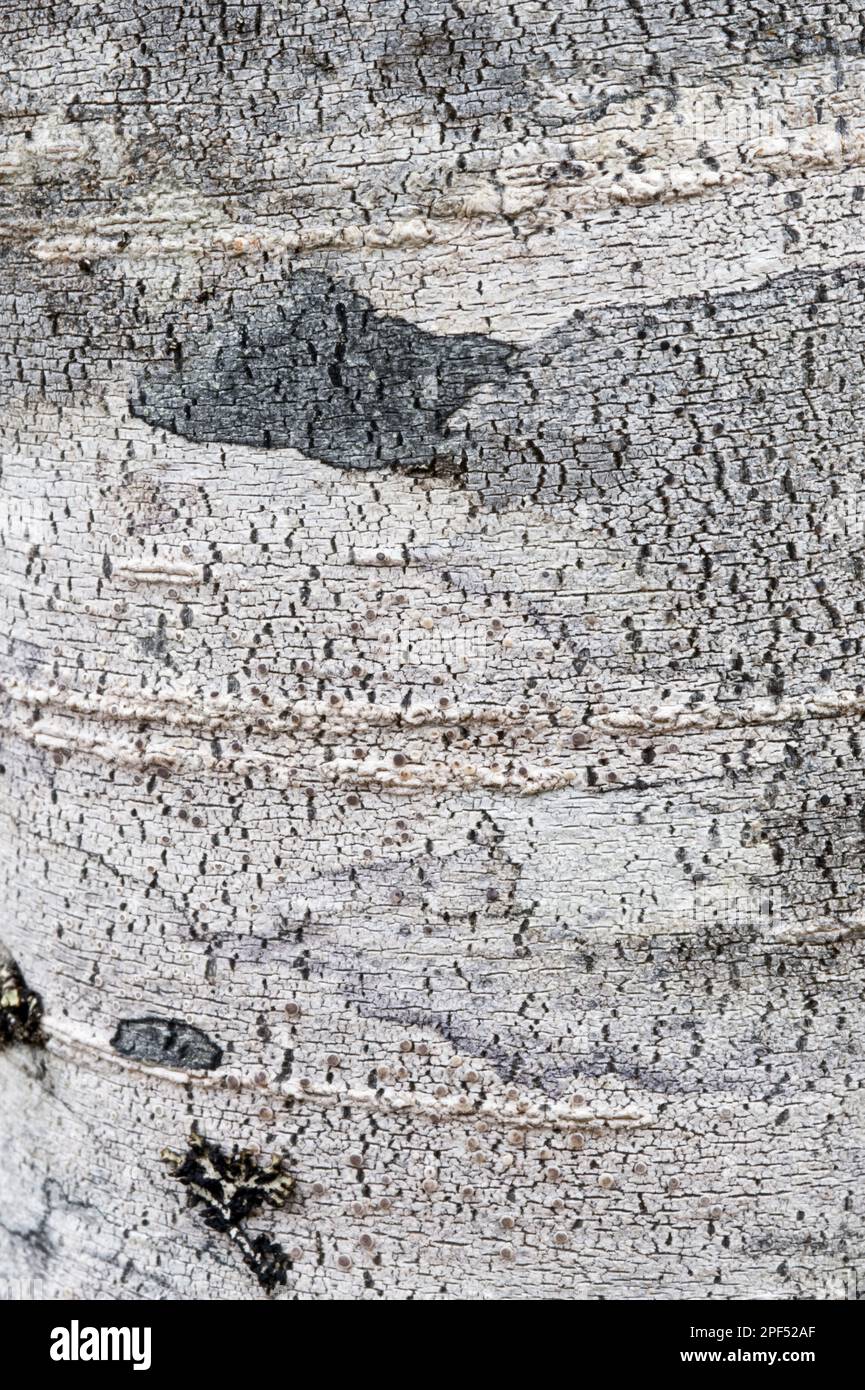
[0, 956, 45, 1048]
[111, 1016, 223, 1070]
[162, 1130, 294, 1292]
[458, 263, 865, 507]
[131, 270, 512, 472]
[137, 613, 172, 663]
[746, 725, 865, 935]
[256, 876, 846, 1101]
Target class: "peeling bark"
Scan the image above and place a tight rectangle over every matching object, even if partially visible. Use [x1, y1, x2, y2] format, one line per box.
[1, 1, 864, 1301]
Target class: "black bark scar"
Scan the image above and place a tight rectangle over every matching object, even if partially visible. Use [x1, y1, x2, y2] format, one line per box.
[130, 271, 512, 472]
[111, 1016, 223, 1070]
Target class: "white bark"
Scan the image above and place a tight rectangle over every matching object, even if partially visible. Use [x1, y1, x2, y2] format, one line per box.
[1, 1, 863, 1300]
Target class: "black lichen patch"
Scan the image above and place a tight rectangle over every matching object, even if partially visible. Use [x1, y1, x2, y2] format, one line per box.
[0, 957, 45, 1048]
[130, 270, 512, 472]
[111, 1016, 223, 1070]
[162, 1131, 295, 1293]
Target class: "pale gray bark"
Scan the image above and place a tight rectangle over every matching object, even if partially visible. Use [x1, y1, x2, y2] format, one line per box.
[0, 1, 863, 1300]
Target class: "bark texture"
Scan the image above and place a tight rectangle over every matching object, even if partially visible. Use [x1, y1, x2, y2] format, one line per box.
[1, 1, 864, 1300]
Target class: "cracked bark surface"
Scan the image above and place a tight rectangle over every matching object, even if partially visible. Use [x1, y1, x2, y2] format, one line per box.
[0, 1, 863, 1300]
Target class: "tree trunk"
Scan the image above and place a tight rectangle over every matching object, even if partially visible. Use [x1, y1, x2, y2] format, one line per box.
[1, 2, 863, 1301]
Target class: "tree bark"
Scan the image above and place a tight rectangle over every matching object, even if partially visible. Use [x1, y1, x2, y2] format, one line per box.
[1, 1, 863, 1300]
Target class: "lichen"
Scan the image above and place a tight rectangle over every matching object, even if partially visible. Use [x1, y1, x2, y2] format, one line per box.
[161, 1130, 295, 1292]
[0, 957, 45, 1048]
